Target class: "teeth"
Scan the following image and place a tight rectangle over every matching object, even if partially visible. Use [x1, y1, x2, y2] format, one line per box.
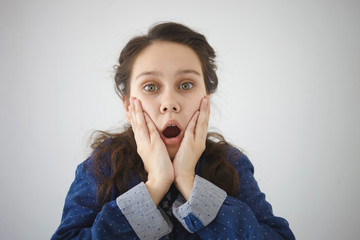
[168, 124, 176, 127]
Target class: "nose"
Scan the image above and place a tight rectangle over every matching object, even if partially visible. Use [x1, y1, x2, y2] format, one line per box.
[160, 94, 180, 114]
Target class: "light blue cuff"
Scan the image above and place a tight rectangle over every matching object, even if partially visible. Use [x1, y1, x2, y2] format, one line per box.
[172, 175, 227, 232]
[116, 182, 172, 240]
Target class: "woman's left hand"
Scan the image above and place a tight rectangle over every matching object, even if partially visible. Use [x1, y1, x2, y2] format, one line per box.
[173, 95, 210, 200]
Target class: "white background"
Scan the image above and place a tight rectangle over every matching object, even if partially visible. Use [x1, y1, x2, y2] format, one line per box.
[1, 0, 359, 239]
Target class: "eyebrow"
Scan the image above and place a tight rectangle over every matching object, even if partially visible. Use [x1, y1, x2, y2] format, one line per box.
[176, 69, 201, 76]
[135, 69, 201, 80]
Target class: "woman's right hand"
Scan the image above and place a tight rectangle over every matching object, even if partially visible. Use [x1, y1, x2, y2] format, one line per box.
[128, 98, 174, 205]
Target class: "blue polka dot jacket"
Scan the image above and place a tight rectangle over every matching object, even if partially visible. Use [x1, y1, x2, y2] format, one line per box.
[51, 147, 295, 239]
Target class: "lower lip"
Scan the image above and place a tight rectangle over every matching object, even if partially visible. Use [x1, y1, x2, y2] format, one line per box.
[161, 133, 183, 145]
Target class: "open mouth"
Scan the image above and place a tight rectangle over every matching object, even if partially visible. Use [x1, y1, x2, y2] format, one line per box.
[162, 124, 181, 138]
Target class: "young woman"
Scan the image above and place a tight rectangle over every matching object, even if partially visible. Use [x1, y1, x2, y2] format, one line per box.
[52, 22, 295, 240]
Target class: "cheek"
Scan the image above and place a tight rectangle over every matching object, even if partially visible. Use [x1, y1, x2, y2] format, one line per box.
[184, 98, 202, 120]
[129, 90, 154, 114]
[193, 96, 203, 110]
[140, 101, 155, 114]
[134, 96, 153, 114]
[137, 98, 159, 121]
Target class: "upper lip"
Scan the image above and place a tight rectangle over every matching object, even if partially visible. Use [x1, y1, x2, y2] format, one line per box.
[161, 119, 182, 133]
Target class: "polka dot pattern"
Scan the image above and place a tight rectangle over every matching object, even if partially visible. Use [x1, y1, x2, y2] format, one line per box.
[116, 182, 172, 240]
[51, 148, 295, 240]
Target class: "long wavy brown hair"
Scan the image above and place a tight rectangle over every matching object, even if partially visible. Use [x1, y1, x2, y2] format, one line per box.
[90, 22, 241, 207]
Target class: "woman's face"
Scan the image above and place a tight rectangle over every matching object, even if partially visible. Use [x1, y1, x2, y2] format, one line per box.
[125, 41, 208, 159]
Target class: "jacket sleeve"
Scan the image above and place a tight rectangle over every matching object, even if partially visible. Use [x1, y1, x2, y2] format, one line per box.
[51, 161, 172, 240]
[172, 151, 295, 240]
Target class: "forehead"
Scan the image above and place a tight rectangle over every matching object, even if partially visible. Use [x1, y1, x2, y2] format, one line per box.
[131, 41, 203, 77]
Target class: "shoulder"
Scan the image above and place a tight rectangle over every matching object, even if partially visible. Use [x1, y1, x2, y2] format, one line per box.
[225, 146, 254, 174]
[75, 138, 114, 180]
[74, 157, 95, 179]
[84, 136, 120, 176]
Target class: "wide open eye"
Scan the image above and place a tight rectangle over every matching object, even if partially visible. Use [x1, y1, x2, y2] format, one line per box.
[143, 84, 158, 92]
[179, 82, 193, 90]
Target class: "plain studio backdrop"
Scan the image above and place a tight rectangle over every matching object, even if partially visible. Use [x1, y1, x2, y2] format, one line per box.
[1, 0, 359, 239]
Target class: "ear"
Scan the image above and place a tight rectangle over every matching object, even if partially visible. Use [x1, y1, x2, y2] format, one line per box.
[122, 96, 131, 122]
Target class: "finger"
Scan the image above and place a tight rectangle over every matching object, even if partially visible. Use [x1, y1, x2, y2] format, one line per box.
[195, 96, 210, 140]
[126, 111, 132, 124]
[129, 98, 149, 144]
[133, 99, 150, 140]
[129, 97, 137, 129]
[184, 110, 200, 138]
[143, 112, 160, 141]
[134, 99, 145, 124]
[129, 98, 142, 143]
